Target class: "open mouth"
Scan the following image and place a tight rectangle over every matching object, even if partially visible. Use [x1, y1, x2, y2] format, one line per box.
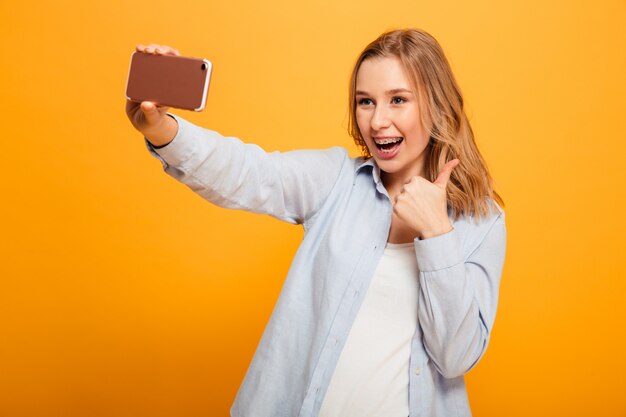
[374, 137, 404, 153]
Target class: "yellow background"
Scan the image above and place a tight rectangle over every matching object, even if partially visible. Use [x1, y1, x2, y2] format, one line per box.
[1, 0, 625, 416]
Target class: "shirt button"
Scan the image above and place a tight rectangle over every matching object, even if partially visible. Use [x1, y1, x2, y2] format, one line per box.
[415, 367, 421, 375]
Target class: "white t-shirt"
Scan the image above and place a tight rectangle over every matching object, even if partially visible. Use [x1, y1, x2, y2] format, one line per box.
[318, 242, 419, 417]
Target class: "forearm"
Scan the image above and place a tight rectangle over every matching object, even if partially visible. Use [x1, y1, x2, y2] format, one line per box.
[417, 261, 488, 378]
[415, 214, 506, 378]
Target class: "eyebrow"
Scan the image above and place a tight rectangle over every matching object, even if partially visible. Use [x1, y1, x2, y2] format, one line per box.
[355, 88, 414, 96]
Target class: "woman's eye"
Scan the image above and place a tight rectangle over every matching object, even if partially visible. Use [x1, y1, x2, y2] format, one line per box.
[392, 97, 406, 104]
[358, 98, 373, 106]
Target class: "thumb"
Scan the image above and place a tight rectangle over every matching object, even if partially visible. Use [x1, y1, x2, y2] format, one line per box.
[433, 159, 460, 188]
[140, 101, 163, 126]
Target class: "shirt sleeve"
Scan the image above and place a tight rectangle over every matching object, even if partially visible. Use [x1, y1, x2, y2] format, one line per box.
[144, 114, 347, 224]
[414, 209, 507, 378]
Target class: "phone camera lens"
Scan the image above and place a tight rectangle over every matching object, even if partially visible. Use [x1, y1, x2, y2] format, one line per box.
[201, 63, 207, 70]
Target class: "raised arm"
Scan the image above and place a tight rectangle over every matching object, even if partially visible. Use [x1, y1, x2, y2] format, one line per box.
[145, 114, 346, 224]
[126, 44, 347, 224]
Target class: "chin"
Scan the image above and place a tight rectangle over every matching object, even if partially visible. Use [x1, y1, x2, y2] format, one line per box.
[374, 158, 401, 172]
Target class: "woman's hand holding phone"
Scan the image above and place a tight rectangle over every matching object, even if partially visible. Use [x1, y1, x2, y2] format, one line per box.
[125, 44, 181, 147]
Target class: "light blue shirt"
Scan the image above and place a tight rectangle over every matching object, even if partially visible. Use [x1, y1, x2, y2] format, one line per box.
[146, 114, 507, 417]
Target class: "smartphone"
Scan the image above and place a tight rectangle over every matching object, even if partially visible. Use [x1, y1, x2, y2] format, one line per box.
[125, 51, 212, 111]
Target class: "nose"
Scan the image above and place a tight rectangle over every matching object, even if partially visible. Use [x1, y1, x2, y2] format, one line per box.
[371, 105, 391, 131]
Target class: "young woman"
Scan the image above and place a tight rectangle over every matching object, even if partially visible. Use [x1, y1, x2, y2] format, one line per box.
[126, 28, 506, 417]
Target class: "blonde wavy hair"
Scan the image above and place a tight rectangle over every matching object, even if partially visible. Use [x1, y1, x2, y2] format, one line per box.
[348, 28, 504, 220]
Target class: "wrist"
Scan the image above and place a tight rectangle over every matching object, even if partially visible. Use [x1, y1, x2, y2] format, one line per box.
[419, 220, 453, 240]
[145, 114, 178, 147]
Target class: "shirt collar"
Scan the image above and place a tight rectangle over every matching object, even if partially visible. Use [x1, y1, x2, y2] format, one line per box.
[355, 157, 384, 188]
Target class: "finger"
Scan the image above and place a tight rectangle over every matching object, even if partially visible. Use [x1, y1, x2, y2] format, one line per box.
[139, 44, 180, 56]
[144, 43, 162, 53]
[142, 101, 170, 118]
[433, 159, 460, 188]
[160, 45, 180, 56]
[400, 176, 421, 195]
[140, 101, 163, 125]
[155, 47, 178, 56]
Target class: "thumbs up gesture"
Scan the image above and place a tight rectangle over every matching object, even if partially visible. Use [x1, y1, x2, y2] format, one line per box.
[392, 159, 460, 240]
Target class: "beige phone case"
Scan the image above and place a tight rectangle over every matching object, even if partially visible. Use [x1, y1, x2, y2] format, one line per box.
[125, 51, 212, 111]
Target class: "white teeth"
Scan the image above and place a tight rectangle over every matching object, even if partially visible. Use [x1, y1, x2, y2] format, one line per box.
[374, 137, 403, 145]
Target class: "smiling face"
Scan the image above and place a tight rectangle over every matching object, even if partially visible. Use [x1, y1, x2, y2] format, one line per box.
[355, 56, 431, 185]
